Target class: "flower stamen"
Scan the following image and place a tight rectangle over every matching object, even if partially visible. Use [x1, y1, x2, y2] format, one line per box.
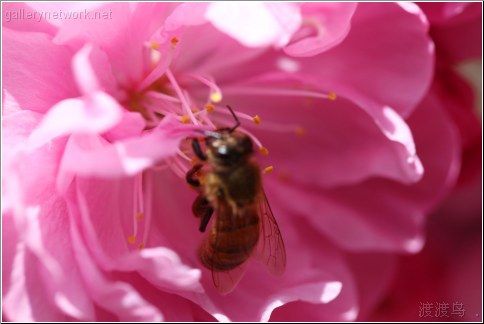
[263, 166, 274, 174]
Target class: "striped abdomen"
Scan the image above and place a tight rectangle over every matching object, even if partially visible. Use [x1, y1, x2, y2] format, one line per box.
[199, 206, 260, 271]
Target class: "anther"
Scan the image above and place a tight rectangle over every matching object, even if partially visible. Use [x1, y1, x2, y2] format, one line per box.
[136, 212, 143, 220]
[328, 93, 337, 101]
[149, 41, 160, 50]
[170, 37, 179, 47]
[263, 166, 274, 174]
[181, 115, 190, 123]
[259, 147, 269, 156]
[252, 115, 261, 125]
[128, 235, 136, 244]
[205, 104, 215, 112]
[137, 244, 145, 250]
[210, 92, 222, 103]
[295, 127, 306, 137]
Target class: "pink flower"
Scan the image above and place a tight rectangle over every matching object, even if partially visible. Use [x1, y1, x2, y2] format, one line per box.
[1, 2, 463, 321]
[357, 3, 482, 321]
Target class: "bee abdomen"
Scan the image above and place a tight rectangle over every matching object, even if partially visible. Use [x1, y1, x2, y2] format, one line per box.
[200, 213, 259, 271]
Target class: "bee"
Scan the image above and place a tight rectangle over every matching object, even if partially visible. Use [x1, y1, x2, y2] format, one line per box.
[186, 105, 286, 294]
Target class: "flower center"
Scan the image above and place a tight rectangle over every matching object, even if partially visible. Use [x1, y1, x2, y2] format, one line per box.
[124, 36, 337, 251]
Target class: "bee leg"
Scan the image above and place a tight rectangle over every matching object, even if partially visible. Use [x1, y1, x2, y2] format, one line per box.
[192, 138, 207, 161]
[186, 164, 203, 187]
[192, 194, 214, 232]
[199, 207, 214, 232]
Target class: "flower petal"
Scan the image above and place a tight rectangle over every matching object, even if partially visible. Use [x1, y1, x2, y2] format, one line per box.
[296, 2, 433, 117]
[284, 3, 357, 57]
[2, 2, 58, 35]
[28, 91, 123, 149]
[67, 208, 163, 321]
[2, 28, 78, 113]
[72, 44, 118, 96]
[268, 89, 460, 252]
[206, 2, 302, 48]
[59, 116, 198, 178]
[226, 92, 422, 187]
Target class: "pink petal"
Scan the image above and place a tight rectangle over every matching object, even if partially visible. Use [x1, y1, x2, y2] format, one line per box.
[28, 91, 123, 149]
[284, 3, 357, 57]
[103, 111, 146, 142]
[59, 116, 198, 178]
[267, 88, 460, 253]
[2, 2, 58, 35]
[2, 28, 78, 113]
[3, 178, 94, 320]
[72, 44, 118, 96]
[206, 2, 302, 48]
[68, 210, 163, 321]
[422, 3, 482, 62]
[3, 240, 68, 321]
[163, 2, 210, 31]
[296, 2, 434, 117]
[226, 92, 422, 187]
[53, 3, 171, 86]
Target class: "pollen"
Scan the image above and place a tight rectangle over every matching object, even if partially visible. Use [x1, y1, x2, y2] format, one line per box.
[128, 235, 136, 244]
[181, 115, 190, 123]
[263, 166, 274, 174]
[295, 126, 306, 137]
[259, 147, 269, 156]
[136, 212, 143, 220]
[328, 92, 337, 101]
[137, 244, 145, 250]
[210, 92, 223, 103]
[170, 37, 179, 47]
[149, 41, 160, 50]
[205, 104, 215, 112]
[252, 115, 261, 125]
[191, 107, 199, 113]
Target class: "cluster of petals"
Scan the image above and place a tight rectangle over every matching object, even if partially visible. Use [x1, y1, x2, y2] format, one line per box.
[2, 2, 477, 321]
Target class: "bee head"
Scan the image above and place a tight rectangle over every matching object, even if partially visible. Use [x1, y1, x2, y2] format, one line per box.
[206, 131, 253, 166]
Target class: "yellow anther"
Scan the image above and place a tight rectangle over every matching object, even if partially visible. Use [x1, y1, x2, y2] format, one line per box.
[136, 212, 143, 220]
[263, 166, 274, 174]
[252, 115, 261, 125]
[128, 235, 136, 244]
[295, 126, 306, 137]
[190, 158, 198, 166]
[210, 92, 222, 103]
[170, 37, 179, 47]
[149, 41, 160, 50]
[191, 107, 199, 113]
[181, 115, 190, 123]
[328, 92, 337, 101]
[259, 147, 269, 156]
[205, 104, 215, 112]
[137, 244, 145, 250]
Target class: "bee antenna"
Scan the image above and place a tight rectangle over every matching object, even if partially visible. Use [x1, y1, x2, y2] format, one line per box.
[226, 105, 240, 133]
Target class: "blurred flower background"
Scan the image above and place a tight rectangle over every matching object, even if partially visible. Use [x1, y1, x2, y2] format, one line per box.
[2, 2, 481, 322]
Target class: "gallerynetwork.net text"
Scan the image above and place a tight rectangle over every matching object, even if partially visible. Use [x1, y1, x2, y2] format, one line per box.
[4, 9, 113, 22]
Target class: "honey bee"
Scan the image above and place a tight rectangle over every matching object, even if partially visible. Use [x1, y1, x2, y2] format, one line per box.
[186, 105, 286, 294]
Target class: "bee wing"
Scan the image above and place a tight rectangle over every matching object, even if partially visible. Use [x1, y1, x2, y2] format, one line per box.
[203, 202, 250, 295]
[256, 189, 286, 275]
[210, 259, 249, 295]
